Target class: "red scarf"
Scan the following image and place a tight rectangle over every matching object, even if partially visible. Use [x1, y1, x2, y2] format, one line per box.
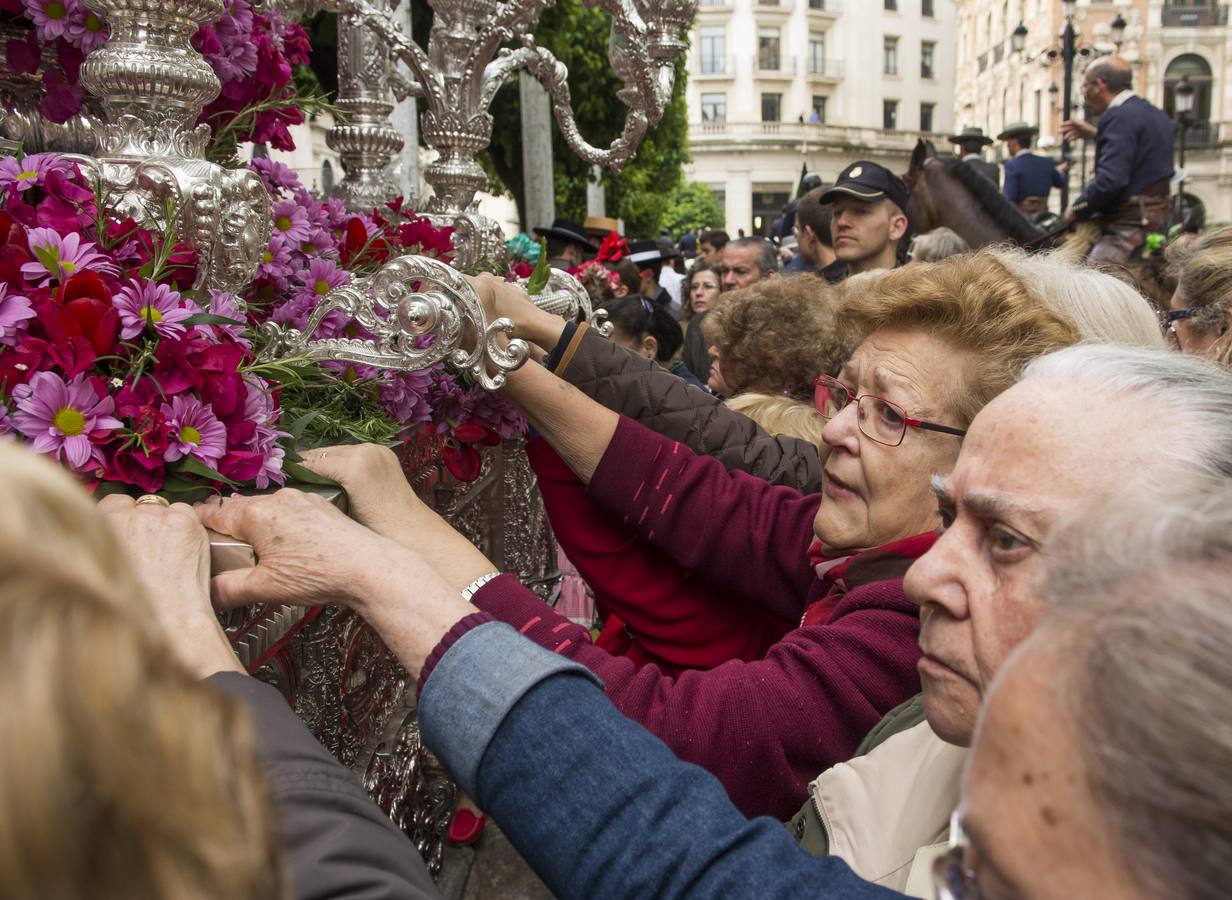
[801, 532, 937, 628]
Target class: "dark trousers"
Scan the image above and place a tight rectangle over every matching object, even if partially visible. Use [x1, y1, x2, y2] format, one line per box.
[1089, 193, 1169, 264]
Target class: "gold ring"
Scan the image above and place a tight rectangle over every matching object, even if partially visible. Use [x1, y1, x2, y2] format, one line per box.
[135, 494, 170, 507]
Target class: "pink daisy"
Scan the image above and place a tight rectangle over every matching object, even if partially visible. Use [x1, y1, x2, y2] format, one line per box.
[22, 227, 118, 286]
[161, 394, 227, 464]
[22, 0, 81, 42]
[11, 371, 122, 470]
[270, 199, 311, 245]
[0, 404, 11, 436]
[113, 278, 194, 340]
[296, 257, 347, 298]
[0, 153, 72, 193]
[249, 157, 301, 196]
[65, 6, 109, 54]
[0, 284, 37, 347]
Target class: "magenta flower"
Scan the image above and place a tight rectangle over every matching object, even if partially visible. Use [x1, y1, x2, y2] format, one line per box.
[66, 6, 110, 54]
[296, 257, 347, 298]
[249, 157, 300, 196]
[0, 153, 72, 193]
[11, 371, 122, 470]
[113, 278, 194, 340]
[0, 404, 11, 437]
[203, 288, 250, 346]
[22, 0, 80, 42]
[298, 226, 335, 258]
[22, 228, 118, 286]
[379, 369, 435, 427]
[257, 234, 296, 282]
[270, 199, 311, 244]
[0, 284, 37, 347]
[161, 394, 227, 464]
[249, 422, 287, 488]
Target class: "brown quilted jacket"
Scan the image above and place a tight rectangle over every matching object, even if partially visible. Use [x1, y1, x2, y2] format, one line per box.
[554, 325, 822, 492]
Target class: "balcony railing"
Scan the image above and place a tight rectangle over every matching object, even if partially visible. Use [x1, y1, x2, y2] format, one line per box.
[1161, 4, 1227, 27]
[698, 54, 736, 76]
[1182, 120, 1221, 146]
[754, 54, 795, 76]
[807, 0, 842, 11]
[689, 120, 950, 148]
[805, 58, 845, 79]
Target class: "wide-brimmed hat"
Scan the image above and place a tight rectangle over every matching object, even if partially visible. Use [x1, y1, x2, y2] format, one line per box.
[628, 239, 670, 265]
[947, 126, 993, 147]
[533, 218, 591, 247]
[996, 121, 1039, 142]
[584, 215, 620, 237]
[820, 161, 910, 213]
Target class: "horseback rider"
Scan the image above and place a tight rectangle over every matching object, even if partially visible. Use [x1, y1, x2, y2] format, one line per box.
[1060, 56, 1174, 263]
[999, 122, 1067, 221]
[948, 127, 1000, 187]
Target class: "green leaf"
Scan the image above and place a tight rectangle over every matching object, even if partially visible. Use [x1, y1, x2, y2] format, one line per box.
[171, 456, 241, 487]
[182, 313, 246, 327]
[526, 238, 551, 295]
[282, 459, 341, 488]
[94, 481, 134, 499]
[33, 243, 60, 274]
[287, 409, 324, 442]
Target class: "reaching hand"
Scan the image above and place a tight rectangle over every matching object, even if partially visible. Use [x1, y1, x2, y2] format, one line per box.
[465, 272, 568, 351]
[99, 494, 244, 678]
[1059, 118, 1097, 142]
[196, 489, 411, 612]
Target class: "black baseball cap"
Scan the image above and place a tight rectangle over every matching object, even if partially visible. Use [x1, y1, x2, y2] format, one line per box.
[820, 162, 909, 213]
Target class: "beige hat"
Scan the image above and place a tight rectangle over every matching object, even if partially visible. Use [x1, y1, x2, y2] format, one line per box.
[584, 215, 620, 237]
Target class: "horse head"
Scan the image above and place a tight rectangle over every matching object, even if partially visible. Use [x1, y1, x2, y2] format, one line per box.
[904, 138, 939, 234]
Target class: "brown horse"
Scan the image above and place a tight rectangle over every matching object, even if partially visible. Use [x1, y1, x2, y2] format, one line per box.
[904, 139, 1049, 250]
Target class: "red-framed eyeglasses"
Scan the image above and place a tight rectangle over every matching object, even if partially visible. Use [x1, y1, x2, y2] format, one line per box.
[813, 374, 967, 447]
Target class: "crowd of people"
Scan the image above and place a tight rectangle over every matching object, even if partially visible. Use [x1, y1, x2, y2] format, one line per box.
[7, 51, 1232, 900]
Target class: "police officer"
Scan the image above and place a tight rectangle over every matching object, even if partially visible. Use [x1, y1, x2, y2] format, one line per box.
[947, 126, 1000, 187]
[998, 122, 1067, 220]
[1060, 56, 1174, 263]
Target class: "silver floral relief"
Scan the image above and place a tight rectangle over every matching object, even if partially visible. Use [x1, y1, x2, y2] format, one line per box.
[259, 254, 530, 391]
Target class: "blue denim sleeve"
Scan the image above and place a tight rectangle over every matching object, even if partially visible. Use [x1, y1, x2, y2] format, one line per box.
[419, 622, 902, 900]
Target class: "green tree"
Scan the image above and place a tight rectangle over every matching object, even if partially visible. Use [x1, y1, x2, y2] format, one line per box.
[660, 181, 725, 237]
[406, 0, 689, 236]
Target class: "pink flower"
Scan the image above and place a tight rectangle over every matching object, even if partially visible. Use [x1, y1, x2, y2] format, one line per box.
[249, 157, 301, 196]
[256, 233, 296, 282]
[113, 278, 194, 340]
[0, 153, 72, 193]
[296, 257, 346, 298]
[202, 288, 250, 346]
[22, 0, 79, 42]
[65, 6, 109, 54]
[270, 199, 311, 244]
[11, 370, 122, 470]
[0, 404, 11, 436]
[0, 284, 36, 346]
[161, 394, 227, 464]
[379, 369, 435, 427]
[22, 228, 117, 286]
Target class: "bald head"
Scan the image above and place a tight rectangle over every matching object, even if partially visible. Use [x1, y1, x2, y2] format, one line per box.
[1083, 57, 1133, 115]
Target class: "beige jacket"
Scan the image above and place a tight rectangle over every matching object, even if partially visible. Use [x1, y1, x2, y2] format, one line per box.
[809, 720, 967, 897]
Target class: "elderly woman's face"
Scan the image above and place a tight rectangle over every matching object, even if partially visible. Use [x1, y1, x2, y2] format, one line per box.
[706, 345, 735, 396]
[1169, 286, 1222, 356]
[813, 327, 964, 554]
[957, 636, 1148, 900]
[690, 270, 721, 314]
[904, 381, 1142, 746]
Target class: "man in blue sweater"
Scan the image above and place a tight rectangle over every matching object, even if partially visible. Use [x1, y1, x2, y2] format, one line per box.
[998, 122, 1067, 220]
[1061, 56, 1174, 263]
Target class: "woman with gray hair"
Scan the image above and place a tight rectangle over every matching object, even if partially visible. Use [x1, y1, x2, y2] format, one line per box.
[907, 227, 970, 264]
[1166, 226, 1232, 364]
[953, 482, 1232, 900]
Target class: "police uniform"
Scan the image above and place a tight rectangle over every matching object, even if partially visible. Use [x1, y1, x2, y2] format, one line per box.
[998, 122, 1066, 220]
[1071, 92, 1175, 263]
[818, 161, 910, 283]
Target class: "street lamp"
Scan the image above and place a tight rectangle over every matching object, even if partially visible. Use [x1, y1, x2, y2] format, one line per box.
[1016, 5, 1080, 208]
[1111, 13, 1127, 50]
[1011, 21, 1028, 54]
[1175, 74, 1195, 222]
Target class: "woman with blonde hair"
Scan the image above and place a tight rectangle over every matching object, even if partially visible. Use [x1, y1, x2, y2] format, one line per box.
[1167, 226, 1232, 364]
[0, 444, 284, 900]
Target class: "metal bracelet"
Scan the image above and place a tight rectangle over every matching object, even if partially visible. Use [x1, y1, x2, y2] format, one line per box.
[459, 570, 502, 604]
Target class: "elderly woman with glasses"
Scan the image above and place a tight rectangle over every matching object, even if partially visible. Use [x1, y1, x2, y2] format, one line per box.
[283, 255, 1077, 822]
[1166, 226, 1232, 365]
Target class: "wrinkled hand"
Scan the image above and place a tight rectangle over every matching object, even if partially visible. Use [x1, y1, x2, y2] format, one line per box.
[300, 443, 499, 591]
[300, 444, 425, 537]
[196, 489, 411, 612]
[465, 272, 567, 351]
[99, 495, 243, 678]
[1059, 118, 1097, 142]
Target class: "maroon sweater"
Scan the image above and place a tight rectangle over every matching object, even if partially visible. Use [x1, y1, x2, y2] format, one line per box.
[470, 416, 923, 820]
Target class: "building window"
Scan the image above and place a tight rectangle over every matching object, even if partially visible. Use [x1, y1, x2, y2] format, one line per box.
[883, 100, 898, 130]
[920, 102, 935, 133]
[921, 41, 935, 79]
[700, 26, 725, 74]
[757, 0, 779, 5]
[922, 0, 934, 16]
[708, 183, 726, 216]
[761, 93, 782, 122]
[701, 93, 727, 123]
[883, 37, 898, 75]
[758, 28, 781, 71]
[699, 0, 725, 6]
[808, 33, 826, 75]
[808, 0, 826, 7]
[884, 0, 897, 9]
[809, 96, 827, 124]
[321, 159, 334, 194]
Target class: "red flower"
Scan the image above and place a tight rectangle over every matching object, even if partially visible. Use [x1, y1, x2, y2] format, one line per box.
[46, 335, 97, 379]
[596, 232, 630, 262]
[510, 261, 534, 279]
[442, 443, 483, 482]
[105, 446, 166, 493]
[0, 339, 47, 391]
[219, 450, 266, 482]
[36, 280, 120, 358]
[4, 31, 39, 76]
[454, 420, 502, 447]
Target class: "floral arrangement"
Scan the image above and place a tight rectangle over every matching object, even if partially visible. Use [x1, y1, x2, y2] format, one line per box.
[244, 157, 526, 482]
[0, 152, 289, 498]
[1, 0, 316, 154]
